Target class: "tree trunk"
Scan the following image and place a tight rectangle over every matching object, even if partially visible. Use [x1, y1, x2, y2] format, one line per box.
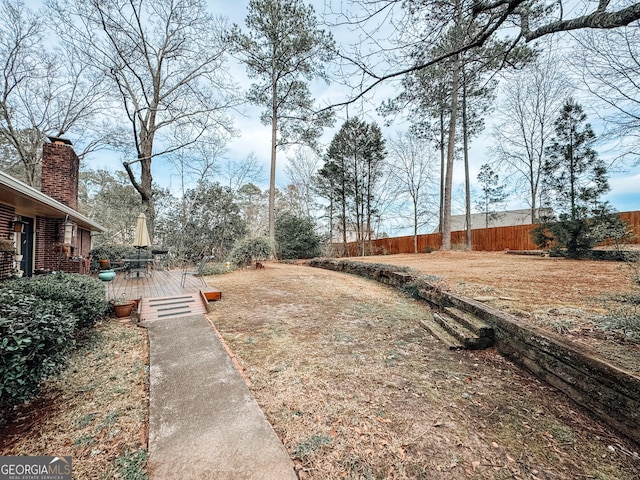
[530, 161, 537, 222]
[442, 54, 460, 251]
[439, 109, 445, 234]
[269, 75, 278, 246]
[124, 136, 155, 238]
[366, 144, 373, 257]
[414, 197, 419, 253]
[341, 176, 348, 256]
[463, 76, 472, 250]
[140, 157, 154, 237]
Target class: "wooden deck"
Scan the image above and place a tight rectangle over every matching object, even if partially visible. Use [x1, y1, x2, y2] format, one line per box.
[102, 269, 208, 303]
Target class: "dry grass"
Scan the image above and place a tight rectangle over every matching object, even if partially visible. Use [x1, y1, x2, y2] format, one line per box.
[0, 319, 148, 480]
[350, 251, 640, 375]
[350, 251, 637, 313]
[211, 262, 640, 480]
[2, 253, 639, 479]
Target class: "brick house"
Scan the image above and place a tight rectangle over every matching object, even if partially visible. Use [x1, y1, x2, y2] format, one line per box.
[0, 137, 105, 280]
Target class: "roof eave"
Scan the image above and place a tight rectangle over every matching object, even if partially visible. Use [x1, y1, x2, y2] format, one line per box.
[0, 170, 107, 232]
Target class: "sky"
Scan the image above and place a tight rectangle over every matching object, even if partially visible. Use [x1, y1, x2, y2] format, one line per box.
[202, 0, 640, 219]
[25, 0, 640, 232]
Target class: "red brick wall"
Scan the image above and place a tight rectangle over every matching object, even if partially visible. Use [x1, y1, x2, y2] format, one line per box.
[40, 142, 79, 210]
[2, 141, 90, 277]
[34, 217, 88, 273]
[37, 141, 89, 273]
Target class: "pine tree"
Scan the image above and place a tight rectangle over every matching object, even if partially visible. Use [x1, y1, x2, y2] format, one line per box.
[475, 164, 507, 229]
[538, 99, 617, 257]
[228, 0, 334, 244]
[319, 118, 386, 255]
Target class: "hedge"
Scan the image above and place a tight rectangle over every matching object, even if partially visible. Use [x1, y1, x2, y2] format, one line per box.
[0, 291, 76, 416]
[0, 273, 109, 419]
[6, 273, 108, 330]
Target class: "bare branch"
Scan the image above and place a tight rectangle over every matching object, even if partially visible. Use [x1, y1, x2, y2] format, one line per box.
[523, 3, 640, 41]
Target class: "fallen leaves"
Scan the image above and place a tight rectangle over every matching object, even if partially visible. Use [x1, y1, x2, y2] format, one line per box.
[0, 321, 148, 479]
[211, 263, 640, 480]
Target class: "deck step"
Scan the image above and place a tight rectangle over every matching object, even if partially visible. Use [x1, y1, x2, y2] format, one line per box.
[140, 293, 208, 321]
[148, 295, 194, 305]
[201, 288, 222, 302]
[419, 319, 464, 350]
[433, 312, 493, 350]
[158, 309, 193, 318]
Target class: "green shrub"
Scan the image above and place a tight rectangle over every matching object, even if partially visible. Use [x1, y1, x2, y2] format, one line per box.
[229, 236, 273, 267]
[89, 245, 151, 271]
[530, 224, 554, 250]
[275, 212, 321, 259]
[0, 290, 76, 416]
[7, 273, 108, 330]
[201, 262, 235, 276]
[531, 209, 630, 258]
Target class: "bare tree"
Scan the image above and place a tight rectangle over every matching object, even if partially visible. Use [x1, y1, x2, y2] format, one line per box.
[327, 0, 640, 108]
[572, 26, 640, 164]
[379, 0, 527, 250]
[387, 130, 439, 253]
[221, 152, 265, 191]
[166, 128, 231, 194]
[0, 0, 108, 186]
[491, 49, 572, 221]
[284, 145, 322, 218]
[47, 0, 238, 232]
[324, 0, 639, 249]
[237, 182, 268, 236]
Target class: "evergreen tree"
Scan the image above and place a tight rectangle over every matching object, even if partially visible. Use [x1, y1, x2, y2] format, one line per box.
[537, 99, 617, 257]
[316, 142, 352, 254]
[275, 211, 321, 259]
[228, 0, 334, 244]
[475, 164, 508, 228]
[321, 118, 386, 256]
[180, 182, 247, 261]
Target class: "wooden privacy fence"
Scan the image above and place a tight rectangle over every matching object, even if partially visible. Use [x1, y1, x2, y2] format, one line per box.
[339, 210, 640, 256]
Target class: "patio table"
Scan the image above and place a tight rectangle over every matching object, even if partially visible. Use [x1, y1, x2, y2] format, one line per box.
[123, 258, 154, 279]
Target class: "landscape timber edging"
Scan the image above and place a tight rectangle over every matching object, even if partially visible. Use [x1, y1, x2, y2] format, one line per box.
[305, 257, 640, 445]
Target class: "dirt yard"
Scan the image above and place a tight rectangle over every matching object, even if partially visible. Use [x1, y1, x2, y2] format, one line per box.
[210, 261, 640, 480]
[349, 251, 640, 375]
[349, 251, 638, 314]
[0, 320, 148, 479]
[1, 252, 638, 479]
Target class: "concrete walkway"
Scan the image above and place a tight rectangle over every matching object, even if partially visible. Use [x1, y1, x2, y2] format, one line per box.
[143, 314, 297, 479]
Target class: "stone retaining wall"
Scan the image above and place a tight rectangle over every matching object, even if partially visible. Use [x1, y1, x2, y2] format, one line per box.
[306, 258, 640, 445]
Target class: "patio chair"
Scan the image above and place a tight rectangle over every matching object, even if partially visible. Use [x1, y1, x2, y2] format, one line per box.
[181, 256, 210, 287]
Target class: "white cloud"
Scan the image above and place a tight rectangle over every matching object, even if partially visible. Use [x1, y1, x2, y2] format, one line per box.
[608, 172, 640, 196]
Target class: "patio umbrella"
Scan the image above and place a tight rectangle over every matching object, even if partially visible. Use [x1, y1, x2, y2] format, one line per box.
[131, 213, 151, 277]
[133, 213, 151, 249]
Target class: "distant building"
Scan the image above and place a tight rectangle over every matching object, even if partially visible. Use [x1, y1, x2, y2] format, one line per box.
[330, 222, 375, 243]
[434, 208, 553, 233]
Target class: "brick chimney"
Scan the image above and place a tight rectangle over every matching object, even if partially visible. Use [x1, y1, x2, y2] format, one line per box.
[41, 137, 79, 210]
